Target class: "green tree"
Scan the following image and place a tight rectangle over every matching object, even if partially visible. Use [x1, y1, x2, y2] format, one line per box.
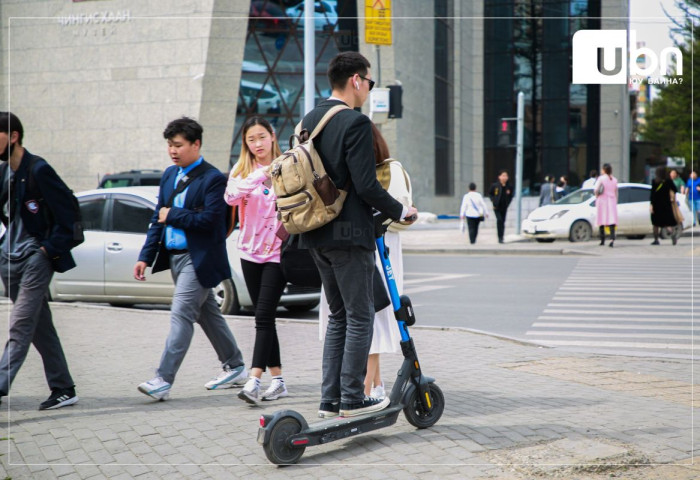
[642, 1, 699, 169]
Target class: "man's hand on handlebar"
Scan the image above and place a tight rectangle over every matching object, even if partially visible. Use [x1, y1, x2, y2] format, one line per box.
[402, 206, 418, 225]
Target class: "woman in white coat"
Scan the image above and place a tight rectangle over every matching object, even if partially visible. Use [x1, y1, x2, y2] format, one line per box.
[459, 183, 489, 244]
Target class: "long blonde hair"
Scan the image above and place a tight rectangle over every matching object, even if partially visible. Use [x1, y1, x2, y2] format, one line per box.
[231, 116, 282, 179]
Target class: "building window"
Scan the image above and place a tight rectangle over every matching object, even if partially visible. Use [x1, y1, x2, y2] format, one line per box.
[484, 0, 600, 193]
[434, 0, 453, 196]
[231, 0, 359, 166]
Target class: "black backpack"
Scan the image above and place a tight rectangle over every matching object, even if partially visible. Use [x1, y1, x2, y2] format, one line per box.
[0, 157, 84, 248]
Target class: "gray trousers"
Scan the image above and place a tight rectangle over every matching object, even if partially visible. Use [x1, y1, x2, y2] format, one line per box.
[310, 246, 375, 404]
[0, 250, 74, 396]
[156, 253, 244, 384]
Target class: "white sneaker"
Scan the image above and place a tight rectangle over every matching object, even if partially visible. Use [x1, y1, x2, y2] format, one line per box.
[370, 382, 386, 399]
[138, 377, 171, 401]
[238, 377, 261, 405]
[204, 365, 247, 390]
[261, 378, 289, 401]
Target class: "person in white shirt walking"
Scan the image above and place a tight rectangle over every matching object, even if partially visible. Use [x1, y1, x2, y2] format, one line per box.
[460, 183, 489, 244]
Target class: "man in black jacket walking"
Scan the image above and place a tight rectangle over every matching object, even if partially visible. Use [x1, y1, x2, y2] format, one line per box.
[488, 170, 514, 243]
[301, 52, 417, 418]
[0, 112, 81, 410]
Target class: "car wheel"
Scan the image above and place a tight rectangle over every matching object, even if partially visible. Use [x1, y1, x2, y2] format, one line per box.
[659, 226, 681, 240]
[284, 301, 320, 313]
[625, 235, 645, 240]
[535, 238, 556, 243]
[214, 279, 240, 315]
[569, 220, 592, 242]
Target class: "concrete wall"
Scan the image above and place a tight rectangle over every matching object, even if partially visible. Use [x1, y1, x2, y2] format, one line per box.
[0, 0, 247, 191]
[600, 1, 630, 181]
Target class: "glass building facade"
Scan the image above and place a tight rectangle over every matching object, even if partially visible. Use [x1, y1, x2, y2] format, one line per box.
[231, 0, 358, 165]
[484, 0, 601, 193]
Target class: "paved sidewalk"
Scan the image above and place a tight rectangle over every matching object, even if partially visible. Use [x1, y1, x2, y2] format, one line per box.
[1, 302, 698, 479]
[402, 219, 700, 257]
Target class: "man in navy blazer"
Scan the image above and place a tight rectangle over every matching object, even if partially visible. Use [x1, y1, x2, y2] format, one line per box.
[134, 117, 246, 400]
[0, 112, 82, 410]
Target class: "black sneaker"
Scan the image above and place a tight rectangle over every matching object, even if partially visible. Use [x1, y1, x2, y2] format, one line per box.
[339, 396, 390, 417]
[39, 388, 78, 411]
[318, 402, 340, 418]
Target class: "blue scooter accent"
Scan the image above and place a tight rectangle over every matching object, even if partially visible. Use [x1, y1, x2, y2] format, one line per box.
[258, 212, 444, 465]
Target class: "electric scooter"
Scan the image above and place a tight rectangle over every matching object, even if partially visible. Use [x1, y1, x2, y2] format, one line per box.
[257, 212, 445, 465]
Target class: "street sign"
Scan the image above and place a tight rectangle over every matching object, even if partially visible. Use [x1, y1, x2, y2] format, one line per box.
[667, 156, 686, 167]
[365, 0, 392, 46]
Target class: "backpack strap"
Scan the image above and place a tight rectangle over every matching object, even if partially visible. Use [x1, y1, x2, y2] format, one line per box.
[308, 105, 349, 139]
[164, 162, 209, 208]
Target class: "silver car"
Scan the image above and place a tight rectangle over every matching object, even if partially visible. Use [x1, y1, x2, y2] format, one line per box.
[49, 187, 320, 314]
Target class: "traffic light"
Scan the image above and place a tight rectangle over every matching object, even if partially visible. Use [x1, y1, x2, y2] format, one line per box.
[388, 84, 403, 119]
[498, 118, 515, 147]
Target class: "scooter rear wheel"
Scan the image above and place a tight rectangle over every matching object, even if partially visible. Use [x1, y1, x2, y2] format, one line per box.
[263, 416, 306, 465]
[404, 382, 445, 429]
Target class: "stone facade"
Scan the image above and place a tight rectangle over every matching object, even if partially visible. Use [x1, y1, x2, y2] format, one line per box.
[0, 0, 247, 191]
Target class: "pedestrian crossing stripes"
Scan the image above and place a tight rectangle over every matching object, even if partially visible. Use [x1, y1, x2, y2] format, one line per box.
[526, 258, 698, 356]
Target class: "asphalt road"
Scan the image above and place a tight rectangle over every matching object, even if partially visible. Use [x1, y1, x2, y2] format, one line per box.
[402, 254, 699, 359]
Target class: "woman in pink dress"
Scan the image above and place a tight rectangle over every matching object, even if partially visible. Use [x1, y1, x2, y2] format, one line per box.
[593, 163, 619, 247]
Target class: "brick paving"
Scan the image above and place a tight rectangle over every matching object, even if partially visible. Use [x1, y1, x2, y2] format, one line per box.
[1, 299, 698, 479]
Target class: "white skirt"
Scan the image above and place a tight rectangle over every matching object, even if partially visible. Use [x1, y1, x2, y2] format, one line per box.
[319, 231, 403, 355]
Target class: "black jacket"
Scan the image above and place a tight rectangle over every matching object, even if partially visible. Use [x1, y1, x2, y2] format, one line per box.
[138, 160, 231, 289]
[299, 100, 404, 250]
[488, 181, 514, 212]
[0, 150, 79, 273]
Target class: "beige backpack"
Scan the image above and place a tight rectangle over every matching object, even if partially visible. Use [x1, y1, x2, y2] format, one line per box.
[270, 105, 350, 234]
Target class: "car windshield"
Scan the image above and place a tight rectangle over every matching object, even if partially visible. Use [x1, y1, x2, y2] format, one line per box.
[555, 189, 594, 205]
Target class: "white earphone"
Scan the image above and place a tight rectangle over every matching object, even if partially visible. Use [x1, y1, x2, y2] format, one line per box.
[355, 81, 359, 90]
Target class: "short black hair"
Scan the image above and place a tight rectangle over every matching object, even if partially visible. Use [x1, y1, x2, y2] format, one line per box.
[327, 52, 370, 90]
[498, 169, 509, 176]
[468, 182, 477, 191]
[163, 117, 203, 145]
[0, 111, 24, 144]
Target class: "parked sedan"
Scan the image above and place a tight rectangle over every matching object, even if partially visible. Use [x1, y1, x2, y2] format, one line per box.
[49, 187, 320, 314]
[521, 183, 693, 242]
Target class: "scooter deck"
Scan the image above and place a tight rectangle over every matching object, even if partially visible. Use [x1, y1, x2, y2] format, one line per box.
[291, 405, 403, 446]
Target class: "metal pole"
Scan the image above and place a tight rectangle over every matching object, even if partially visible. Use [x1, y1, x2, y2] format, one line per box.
[304, 0, 315, 115]
[515, 91, 524, 234]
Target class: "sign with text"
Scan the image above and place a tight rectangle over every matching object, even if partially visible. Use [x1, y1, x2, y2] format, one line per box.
[365, 0, 392, 46]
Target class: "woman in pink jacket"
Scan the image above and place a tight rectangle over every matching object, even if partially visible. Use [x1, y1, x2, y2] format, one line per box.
[224, 116, 286, 404]
[593, 163, 619, 247]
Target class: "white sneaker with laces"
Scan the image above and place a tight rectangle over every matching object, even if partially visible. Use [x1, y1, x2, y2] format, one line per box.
[370, 382, 386, 399]
[204, 365, 248, 390]
[137, 377, 171, 401]
[261, 379, 289, 401]
[238, 377, 261, 405]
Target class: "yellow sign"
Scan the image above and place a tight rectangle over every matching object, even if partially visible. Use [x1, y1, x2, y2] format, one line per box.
[365, 0, 392, 46]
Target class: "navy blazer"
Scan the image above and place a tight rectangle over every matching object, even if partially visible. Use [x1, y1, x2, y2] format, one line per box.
[138, 160, 231, 289]
[0, 150, 79, 273]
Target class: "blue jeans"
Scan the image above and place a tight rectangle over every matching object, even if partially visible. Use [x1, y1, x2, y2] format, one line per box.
[310, 246, 375, 404]
[0, 250, 74, 396]
[692, 200, 700, 225]
[156, 253, 244, 384]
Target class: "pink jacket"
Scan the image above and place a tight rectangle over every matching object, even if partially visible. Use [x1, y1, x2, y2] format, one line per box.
[224, 166, 282, 263]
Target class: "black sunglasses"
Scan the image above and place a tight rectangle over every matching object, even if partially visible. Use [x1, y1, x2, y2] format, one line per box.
[358, 75, 375, 91]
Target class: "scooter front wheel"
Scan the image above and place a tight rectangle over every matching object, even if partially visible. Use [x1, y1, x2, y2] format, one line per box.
[404, 382, 445, 429]
[263, 416, 306, 465]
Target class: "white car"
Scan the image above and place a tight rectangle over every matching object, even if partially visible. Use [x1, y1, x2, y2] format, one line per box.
[521, 183, 693, 242]
[285, 0, 338, 31]
[49, 187, 320, 314]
